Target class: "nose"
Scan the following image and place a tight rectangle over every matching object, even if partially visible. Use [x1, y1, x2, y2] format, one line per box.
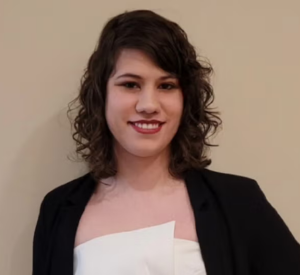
[135, 87, 160, 114]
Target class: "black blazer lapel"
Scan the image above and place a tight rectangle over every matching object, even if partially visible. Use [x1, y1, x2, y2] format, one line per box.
[185, 169, 234, 275]
[48, 174, 96, 275]
[49, 205, 85, 275]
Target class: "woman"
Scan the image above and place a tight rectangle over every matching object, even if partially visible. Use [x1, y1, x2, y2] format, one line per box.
[32, 9, 300, 275]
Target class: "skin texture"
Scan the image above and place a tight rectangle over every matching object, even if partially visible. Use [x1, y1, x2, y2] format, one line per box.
[105, 48, 183, 160]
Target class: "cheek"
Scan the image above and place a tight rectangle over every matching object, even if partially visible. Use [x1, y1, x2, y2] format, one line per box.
[105, 90, 120, 129]
[105, 90, 134, 127]
[163, 94, 184, 121]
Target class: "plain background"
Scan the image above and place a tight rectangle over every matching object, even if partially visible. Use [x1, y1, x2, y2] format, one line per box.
[1, 0, 299, 274]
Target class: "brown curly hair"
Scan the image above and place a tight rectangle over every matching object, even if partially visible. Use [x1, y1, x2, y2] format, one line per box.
[68, 9, 222, 181]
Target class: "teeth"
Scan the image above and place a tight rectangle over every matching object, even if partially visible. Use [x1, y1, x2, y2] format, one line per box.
[134, 123, 159, 129]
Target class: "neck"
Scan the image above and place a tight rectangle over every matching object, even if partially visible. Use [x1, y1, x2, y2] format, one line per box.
[108, 143, 175, 191]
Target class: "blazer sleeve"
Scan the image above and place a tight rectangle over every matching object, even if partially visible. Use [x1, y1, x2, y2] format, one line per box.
[250, 181, 300, 274]
[32, 197, 48, 275]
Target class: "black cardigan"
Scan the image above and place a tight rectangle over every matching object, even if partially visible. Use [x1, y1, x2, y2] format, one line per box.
[32, 169, 300, 275]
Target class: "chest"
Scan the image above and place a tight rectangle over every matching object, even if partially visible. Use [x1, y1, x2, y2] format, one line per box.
[46, 175, 242, 275]
[75, 184, 198, 247]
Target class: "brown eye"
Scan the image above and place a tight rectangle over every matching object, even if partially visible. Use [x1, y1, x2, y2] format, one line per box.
[122, 82, 139, 89]
[160, 83, 176, 90]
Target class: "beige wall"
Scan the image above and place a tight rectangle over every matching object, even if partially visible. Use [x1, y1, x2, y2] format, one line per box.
[1, 0, 299, 274]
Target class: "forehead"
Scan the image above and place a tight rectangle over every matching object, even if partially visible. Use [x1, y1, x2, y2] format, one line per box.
[111, 49, 169, 78]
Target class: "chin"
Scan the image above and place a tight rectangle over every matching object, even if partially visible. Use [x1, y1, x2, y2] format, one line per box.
[125, 144, 166, 158]
[128, 149, 160, 158]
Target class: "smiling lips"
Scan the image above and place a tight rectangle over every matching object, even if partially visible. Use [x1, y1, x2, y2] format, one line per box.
[129, 120, 165, 134]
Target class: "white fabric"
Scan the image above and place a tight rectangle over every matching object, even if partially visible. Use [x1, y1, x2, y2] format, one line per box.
[74, 221, 206, 275]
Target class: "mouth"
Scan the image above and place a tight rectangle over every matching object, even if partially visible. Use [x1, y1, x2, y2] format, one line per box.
[128, 121, 165, 134]
[128, 121, 165, 129]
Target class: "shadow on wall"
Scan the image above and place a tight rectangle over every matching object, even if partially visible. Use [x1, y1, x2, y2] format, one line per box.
[0, 111, 87, 275]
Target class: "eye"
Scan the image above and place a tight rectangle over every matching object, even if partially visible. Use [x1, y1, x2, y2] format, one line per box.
[121, 82, 139, 89]
[159, 83, 177, 90]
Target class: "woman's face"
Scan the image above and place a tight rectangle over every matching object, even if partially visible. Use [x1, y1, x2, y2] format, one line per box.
[106, 49, 183, 158]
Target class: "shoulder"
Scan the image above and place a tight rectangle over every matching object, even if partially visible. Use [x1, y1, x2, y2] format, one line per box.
[185, 168, 268, 222]
[40, 173, 94, 209]
[202, 168, 257, 186]
[199, 169, 300, 272]
[198, 168, 265, 203]
[189, 168, 269, 213]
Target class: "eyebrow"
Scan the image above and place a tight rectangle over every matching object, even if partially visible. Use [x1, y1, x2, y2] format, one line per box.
[116, 73, 177, 80]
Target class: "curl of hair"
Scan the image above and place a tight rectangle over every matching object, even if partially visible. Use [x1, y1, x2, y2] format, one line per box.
[68, 10, 222, 181]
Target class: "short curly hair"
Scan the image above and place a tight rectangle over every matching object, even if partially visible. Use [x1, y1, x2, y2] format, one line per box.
[68, 10, 222, 181]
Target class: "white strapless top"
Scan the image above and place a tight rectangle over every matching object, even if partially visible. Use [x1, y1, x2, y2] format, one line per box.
[74, 221, 206, 275]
